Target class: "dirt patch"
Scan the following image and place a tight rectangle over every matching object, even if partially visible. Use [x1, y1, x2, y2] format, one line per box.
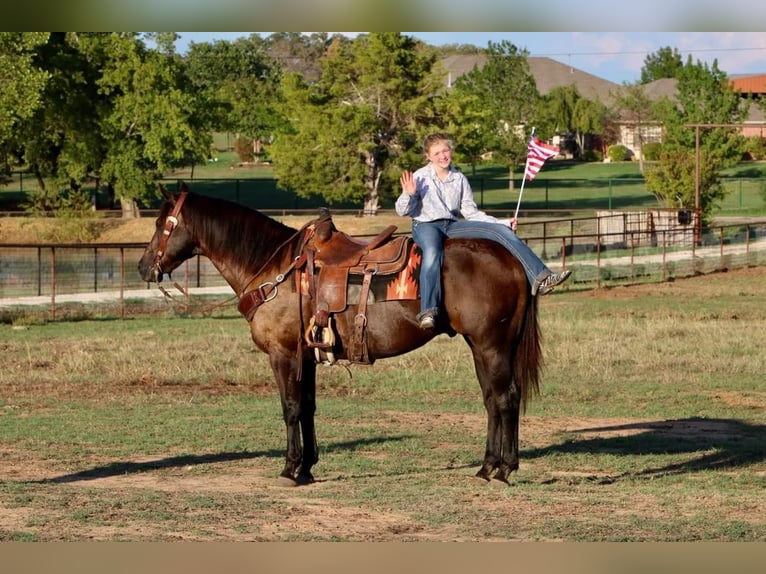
[2, 415, 756, 541]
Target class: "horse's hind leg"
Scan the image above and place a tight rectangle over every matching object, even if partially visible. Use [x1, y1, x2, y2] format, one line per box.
[471, 343, 521, 484]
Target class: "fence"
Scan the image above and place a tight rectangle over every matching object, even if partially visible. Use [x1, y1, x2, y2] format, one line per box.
[4, 173, 766, 215]
[3, 218, 766, 319]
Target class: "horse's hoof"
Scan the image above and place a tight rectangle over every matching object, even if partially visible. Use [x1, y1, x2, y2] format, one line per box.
[295, 473, 315, 486]
[491, 475, 511, 487]
[276, 475, 299, 488]
[474, 468, 491, 482]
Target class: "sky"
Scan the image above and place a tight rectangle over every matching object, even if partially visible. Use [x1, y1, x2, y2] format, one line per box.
[174, 32, 766, 85]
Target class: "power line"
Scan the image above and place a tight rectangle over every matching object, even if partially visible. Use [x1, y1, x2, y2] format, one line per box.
[534, 46, 766, 58]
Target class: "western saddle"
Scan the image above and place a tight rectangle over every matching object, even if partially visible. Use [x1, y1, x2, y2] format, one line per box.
[300, 209, 412, 364]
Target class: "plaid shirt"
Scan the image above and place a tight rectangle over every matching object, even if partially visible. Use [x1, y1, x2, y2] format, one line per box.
[395, 164, 505, 225]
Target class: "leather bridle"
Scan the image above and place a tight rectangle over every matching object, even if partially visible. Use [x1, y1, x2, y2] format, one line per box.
[152, 190, 188, 282]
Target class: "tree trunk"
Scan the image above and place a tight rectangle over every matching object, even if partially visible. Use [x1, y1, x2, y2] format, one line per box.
[119, 197, 140, 219]
[363, 150, 382, 216]
[363, 191, 380, 216]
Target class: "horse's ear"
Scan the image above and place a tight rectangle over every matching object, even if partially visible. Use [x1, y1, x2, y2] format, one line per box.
[159, 184, 173, 201]
[178, 181, 189, 194]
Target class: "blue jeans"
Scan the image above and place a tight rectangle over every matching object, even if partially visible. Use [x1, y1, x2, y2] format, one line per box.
[412, 219, 550, 316]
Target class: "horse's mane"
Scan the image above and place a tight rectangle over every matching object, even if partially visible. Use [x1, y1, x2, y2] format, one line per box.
[180, 192, 299, 270]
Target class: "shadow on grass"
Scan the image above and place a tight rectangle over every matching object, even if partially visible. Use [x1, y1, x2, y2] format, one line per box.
[35, 435, 413, 484]
[522, 417, 766, 483]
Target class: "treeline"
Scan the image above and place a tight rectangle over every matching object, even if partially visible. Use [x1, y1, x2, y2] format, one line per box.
[0, 33, 754, 219]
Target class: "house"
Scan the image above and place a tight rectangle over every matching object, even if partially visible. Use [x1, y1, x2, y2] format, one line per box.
[730, 74, 766, 138]
[440, 54, 766, 159]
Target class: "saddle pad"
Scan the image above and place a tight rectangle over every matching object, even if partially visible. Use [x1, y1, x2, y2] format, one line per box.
[299, 242, 421, 310]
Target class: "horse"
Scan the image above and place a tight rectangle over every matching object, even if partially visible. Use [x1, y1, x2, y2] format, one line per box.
[137, 184, 542, 486]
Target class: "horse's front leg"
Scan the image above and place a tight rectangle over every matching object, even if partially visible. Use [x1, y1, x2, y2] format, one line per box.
[296, 359, 318, 485]
[270, 352, 317, 486]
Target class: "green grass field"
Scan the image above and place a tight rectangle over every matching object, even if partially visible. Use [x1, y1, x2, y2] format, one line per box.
[4, 153, 766, 216]
[1, 267, 764, 541]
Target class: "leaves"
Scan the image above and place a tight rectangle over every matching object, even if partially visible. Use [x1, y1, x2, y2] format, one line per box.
[270, 33, 441, 212]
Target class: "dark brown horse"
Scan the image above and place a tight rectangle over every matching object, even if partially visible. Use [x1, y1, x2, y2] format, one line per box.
[137, 185, 542, 486]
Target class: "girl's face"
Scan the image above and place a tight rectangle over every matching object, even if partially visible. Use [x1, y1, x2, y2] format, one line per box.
[426, 141, 452, 169]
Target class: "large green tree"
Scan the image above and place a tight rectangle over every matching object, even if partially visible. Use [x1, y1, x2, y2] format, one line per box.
[449, 40, 539, 190]
[270, 33, 442, 214]
[641, 46, 684, 83]
[93, 33, 212, 216]
[647, 56, 748, 221]
[0, 33, 50, 174]
[4, 33, 212, 217]
[18, 32, 109, 212]
[184, 35, 285, 161]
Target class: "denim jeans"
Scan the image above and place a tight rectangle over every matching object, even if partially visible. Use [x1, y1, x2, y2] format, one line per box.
[412, 219, 550, 316]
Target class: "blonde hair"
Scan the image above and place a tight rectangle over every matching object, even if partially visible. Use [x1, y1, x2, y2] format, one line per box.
[422, 133, 454, 155]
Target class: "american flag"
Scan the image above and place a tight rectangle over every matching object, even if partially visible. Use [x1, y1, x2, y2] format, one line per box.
[524, 132, 559, 181]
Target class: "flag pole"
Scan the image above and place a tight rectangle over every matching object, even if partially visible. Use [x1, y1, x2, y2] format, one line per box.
[514, 127, 535, 220]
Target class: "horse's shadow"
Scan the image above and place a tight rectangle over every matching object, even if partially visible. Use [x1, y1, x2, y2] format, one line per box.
[35, 435, 413, 485]
[522, 417, 766, 483]
[34, 417, 766, 485]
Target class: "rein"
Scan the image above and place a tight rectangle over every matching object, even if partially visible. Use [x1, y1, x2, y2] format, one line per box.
[152, 190, 317, 319]
[235, 220, 316, 321]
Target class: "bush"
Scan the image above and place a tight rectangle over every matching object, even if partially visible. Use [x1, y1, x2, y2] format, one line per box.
[642, 142, 663, 161]
[743, 136, 766, 161]
[607, 144, 629, 162]
[582, 149, 603, 162]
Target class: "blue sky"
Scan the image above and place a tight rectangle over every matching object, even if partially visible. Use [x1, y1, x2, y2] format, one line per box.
[175, 32, 766, 85]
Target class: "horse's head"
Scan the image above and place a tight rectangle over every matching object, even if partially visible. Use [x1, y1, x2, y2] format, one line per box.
[137, 184, 198, 283]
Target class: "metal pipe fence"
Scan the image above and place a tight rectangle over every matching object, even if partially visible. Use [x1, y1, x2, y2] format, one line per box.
[2, 221, 766, 319]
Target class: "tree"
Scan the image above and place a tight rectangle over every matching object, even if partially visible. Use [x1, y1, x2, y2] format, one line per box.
[645, 148, 725, 221]
[439, 88, 491, 175]
[648, 57, 748, 222]
[572, 98, 609, 159]
[92, 33, 212, 216]
[641, 46, 684, 83]
[660, 57, 747, 165]
[270, 33, 442, 215]
[449, 40, 539, 190]
[612, 82, 659, 173]
[17, 32, 110, 213]
[546, 85, 579, 136]
[0, 33, 50, 173]
[184, 35, 286, 161]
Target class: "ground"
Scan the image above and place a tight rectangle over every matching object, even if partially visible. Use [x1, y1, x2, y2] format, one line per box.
[2, 227, 765, 541]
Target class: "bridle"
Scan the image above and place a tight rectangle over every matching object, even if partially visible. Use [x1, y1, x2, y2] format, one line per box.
[152, 190, 188, 282]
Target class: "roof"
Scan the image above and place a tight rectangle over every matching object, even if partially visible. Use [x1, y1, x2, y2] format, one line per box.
[439, 54, 766, 124]
[730, 74, 766, 95]
[440, 54, 621, 104]
[527, 57, 620, 103]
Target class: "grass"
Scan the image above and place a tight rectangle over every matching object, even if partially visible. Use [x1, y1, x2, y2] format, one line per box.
[1, 267, 765, 541]
[4, 153, 766, 216]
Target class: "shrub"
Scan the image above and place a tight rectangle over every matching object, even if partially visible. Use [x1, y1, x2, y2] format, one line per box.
[607, 144, 628, 162]
[743, 136, 766, 161]
[641, 142, 663, 161]
[582, 149, 603, 162]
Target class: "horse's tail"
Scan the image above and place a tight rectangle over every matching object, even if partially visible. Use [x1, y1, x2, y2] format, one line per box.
[515, 295, 542, 412]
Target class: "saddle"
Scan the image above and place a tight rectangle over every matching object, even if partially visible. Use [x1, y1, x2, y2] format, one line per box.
[301, 210, 412, 365]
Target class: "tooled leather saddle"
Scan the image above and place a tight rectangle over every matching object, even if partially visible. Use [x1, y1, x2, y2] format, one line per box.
[300, 209, 418, 364]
